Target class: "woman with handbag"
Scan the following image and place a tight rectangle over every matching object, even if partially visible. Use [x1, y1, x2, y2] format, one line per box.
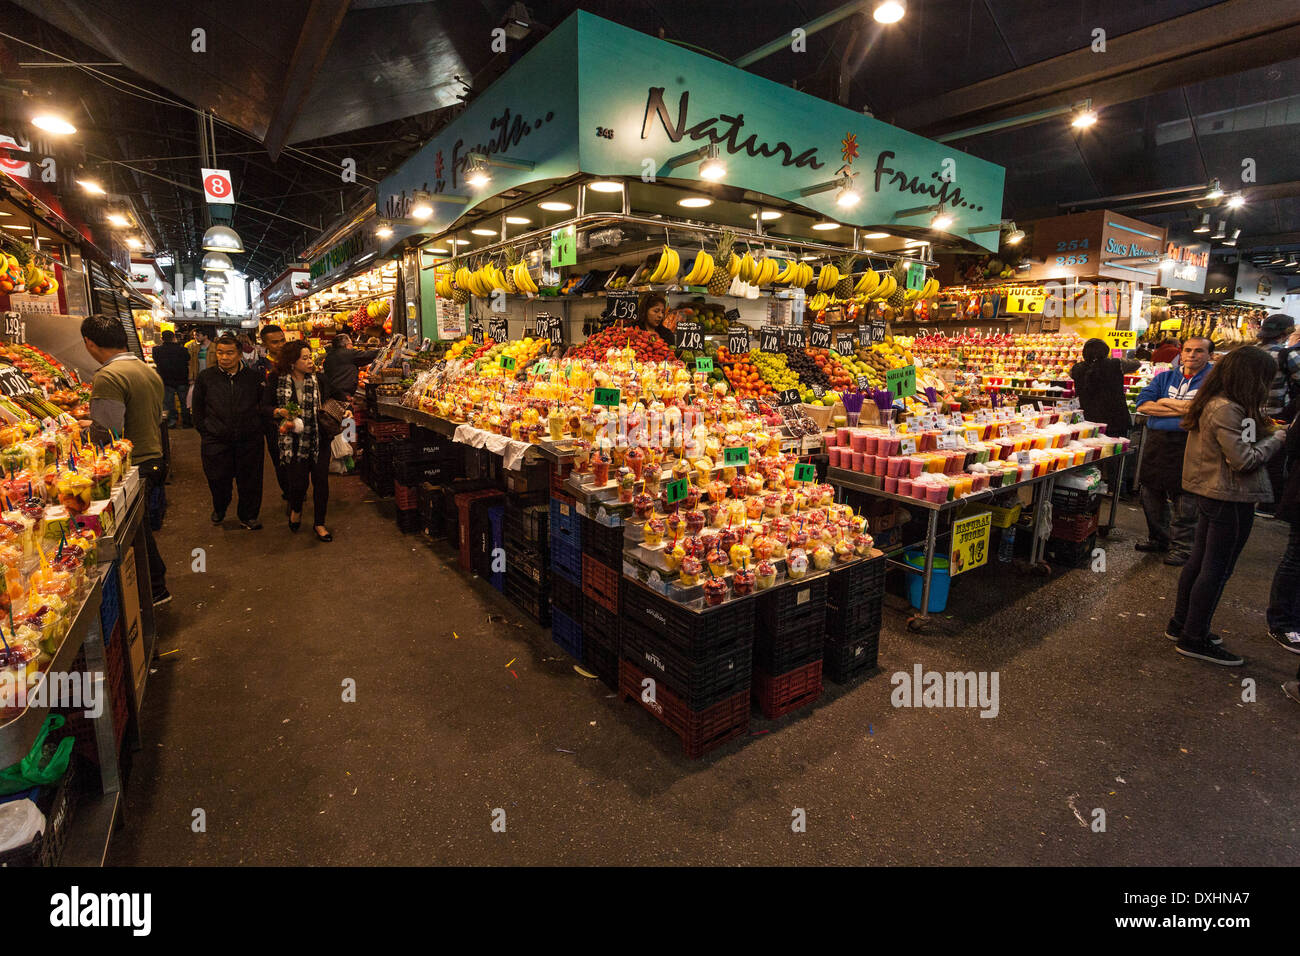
[264, 340, 335, 541]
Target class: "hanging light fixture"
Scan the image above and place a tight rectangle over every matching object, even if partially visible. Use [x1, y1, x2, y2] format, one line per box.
[1005, 223, 1026, 244]
[204, 271, 228, 286]
[873, 0, 906, 23]
[1193, 213, 1211, 234]
[1212, 220, 1227, 240]
[375, 221, 394, 239]
[201, 251, 233, 272]
[1223, 229, 1240, 247]
[1205, 179, 1224, 200]
[410, 190, 434, 220]
[698, 144, 727, 181]
[78, 179, 106, 196]
[202, 225, 245, 252]
[464, 158, 491, 189]
[931, 206, 954, 231]
[30, 111, 76, 135]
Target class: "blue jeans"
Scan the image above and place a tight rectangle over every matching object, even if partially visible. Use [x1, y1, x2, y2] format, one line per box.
[1169, 495, 1256, 644]
[162, 384, 188, 426]
[1267, 522, 1300, 633]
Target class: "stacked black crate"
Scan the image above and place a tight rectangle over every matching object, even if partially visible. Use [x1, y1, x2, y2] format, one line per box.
[548, 493, 583, 660]
[503, 492, 550, 626]
[824, 554, 887, 683]
[392, 428, 462, 534]
[1046, 484, 1102, 568]
[580, 515, 623, 689]
[752, 574, 828, 717]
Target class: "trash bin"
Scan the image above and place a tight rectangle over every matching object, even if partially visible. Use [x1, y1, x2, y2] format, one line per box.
[903, 548, 950, 613]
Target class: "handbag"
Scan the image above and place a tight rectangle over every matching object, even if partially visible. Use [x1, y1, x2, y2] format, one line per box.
[319, 398, 347, 438]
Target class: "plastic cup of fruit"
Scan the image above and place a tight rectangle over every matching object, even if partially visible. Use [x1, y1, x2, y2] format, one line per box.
[664, 544, 685, 571]
[706, 549, 729, 578]
[685, 510, 706, 535]
[834, 540, 854, 563]
[732, 567, 755, 596]
[745, 497, 763, 521]
[787, 549, 809, 580]
[729, 543, 752, 569]
[754, 561, 777, 591]
[0, 642, 38, 687]
[644, 517, 666, 547]
[684, 486, 702, 510]
[679, 555, 702, 588]
[853, 533, 874, 556]
[703, 576, 728, 607]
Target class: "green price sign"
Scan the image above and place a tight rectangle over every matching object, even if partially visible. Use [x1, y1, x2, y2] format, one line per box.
[905, 261, 927, 292]
[793, 462, 816, 483]
[886, 364, 917, 399]
[695, 357, 714, 373]
[498, 354, 517, 370]
[723, 445, 750, 466]
[665, 477, 689, 504]
[593, 387, 621, 408]
[550, 225, 577, 268]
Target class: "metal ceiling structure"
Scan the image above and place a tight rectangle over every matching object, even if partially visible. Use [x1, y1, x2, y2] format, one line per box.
[3, 0, 1299, 286]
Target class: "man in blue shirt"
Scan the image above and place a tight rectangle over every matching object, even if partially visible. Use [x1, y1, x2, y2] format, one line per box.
[1134, 337, 1213, 565]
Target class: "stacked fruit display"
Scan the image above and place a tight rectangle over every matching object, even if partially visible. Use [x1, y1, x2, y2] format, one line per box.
[475, 336, 552, 379]
[746, 349, 802, 396]
[717, 346, 774, 399]
[0, 247, 58, 296]
[568, 324, 676, 364]
[805, 348, 854, 394]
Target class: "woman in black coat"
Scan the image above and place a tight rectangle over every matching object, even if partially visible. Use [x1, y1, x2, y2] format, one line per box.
[1266, 415, 1300, 703]
[1070, 337, 1132, 438]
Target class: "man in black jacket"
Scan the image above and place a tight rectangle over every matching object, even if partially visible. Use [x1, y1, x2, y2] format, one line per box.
[253, 323, 290, 502]
[193, 334, 264, 529]
[152, 330, 192, 428]
[322, 333, 380, 398]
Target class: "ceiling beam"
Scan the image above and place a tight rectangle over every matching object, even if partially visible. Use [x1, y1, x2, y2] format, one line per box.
[905, 0, 1300, 137]
[261, 0, 351, 160]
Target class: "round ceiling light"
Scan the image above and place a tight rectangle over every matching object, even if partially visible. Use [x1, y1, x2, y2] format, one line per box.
[750, 211, 782, 221]
[588, 180, 624, 192]
[538, 201, 573, 212]
[863, 232, 890, 240]
[471, 228, 498, 236]
[811, 222, 840, 231]
[201, 252, 233, 272]
[678, 197, 712, 208]
[202, 225, 245, 253]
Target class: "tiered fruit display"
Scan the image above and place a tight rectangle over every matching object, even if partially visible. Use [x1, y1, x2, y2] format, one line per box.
[716, 346, 774, 399]
[568, 324, 677, 364]
[0, 247, 58, 296]
[806, 348, 854, 394]
[476, 336, 551, 378]
[669, 300, 730, 333]
[835, 339, 916, 392]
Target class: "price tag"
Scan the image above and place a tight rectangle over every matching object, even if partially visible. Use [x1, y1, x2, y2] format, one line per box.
[1104, 329, 1136, 351]
[1018, 404, 1035, 415]
[498, 354, 517, 371]
[870, 319, 888, 344]
[886, 364, 916, 399]
[950, 511, 991, 576]
[835, 333, 855, 357]
[1016, 450, 1031, 465]
[695, 357, 714, 373]
[810, 325, 832, 350]
[793, 462, 816, 483]
[905, 262, 927, 292]
[857, 375, 871, 391]
[665, 477, 689, 504]
[728, 325, 751, 355]
[760, 326, 781, 354]
[605, 291, 638, 323]
[810, 384, 826, 400]
[0, 366, 32, 396]
[996, 424, 1009, 438]
[899, 437, 917, 455]
[550, 225, 577, 267]
[723, 445, 750, 466]
[777, 388, 801, 406]
[489, 317, 509, 341]
[471, 324, 484, 345]
[784, 327, 806, 350]
[544, 315, 564, 345]
[675, 320, 703, 351]
[593, 387, 621, 408]
[937, 433, 958, 450]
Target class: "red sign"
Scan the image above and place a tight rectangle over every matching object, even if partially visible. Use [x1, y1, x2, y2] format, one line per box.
[201, 167, 234, 204]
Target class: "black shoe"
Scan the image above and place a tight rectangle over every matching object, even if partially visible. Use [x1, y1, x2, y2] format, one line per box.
[152, 589, 172, 608]
[1175, 640, 1244, 666]
[1162, 553, 1188, 567]
[289, 519, 301, 532]
[240, 519, 263, 531]
[1166, 629, 1222, 645]
[1266, 628, 1300, 656]
[211, 511, 225, 524]
[314, 527, 333, 542]
[1135, 540, 1169, 553]
[1283, 681, 1300, 704]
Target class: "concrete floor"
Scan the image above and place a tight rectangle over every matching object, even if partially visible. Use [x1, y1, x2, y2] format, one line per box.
[109, 429, 1299, 865]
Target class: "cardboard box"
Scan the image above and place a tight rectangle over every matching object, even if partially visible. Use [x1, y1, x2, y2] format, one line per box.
[118, 545, 147, 706]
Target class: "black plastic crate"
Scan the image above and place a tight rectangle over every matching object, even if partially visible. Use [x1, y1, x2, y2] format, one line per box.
[827, 555, 887, 608]
[504, 572, 551, 626]
[620, 576, 756, 661]
[757, 574, 827, 637]
[506, 545, 549, 588]
[394, 456, 461, 486]
[754, 616, 826, 675]
[362, 470, 394, 498]
[1051, 486, 1101, 516]
[582, 630, 620, 691]
[552, 607, 582, 660]
[395, 507, 422, 534]
[392, 428, 458, 462]
[504, 502, 549, 547]
[1045, 532, 1099, 569]
[550, 572, 582, 617]
[620, 617, 752, 710]
[419, 483, 445, 537]
[825, 596, 884, 643]
[0, 755, 78, 867]
[823, 632, 879, 683]
[582, 515, 625, 566]
[582, 597, 620, 645]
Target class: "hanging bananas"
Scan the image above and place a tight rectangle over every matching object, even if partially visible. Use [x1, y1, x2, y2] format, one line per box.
[774, 260, 814, 287]
[808, 292, 830, 311]
[854, 269, 880, 296]
[681, 249, 715, 286]
[646, 244, 680, 284]
[815, 263, 841, 292]
[512, 260, 539, 294]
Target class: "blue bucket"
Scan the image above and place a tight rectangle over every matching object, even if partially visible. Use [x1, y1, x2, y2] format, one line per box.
[903, 549, 951, 613]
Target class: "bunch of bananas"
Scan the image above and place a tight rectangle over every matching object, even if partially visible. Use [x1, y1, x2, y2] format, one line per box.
[365, 299, 391, 320]
[434, 272, 455, 298]
[904, 277, 941, 301]
[809, 292, 835, 311]
[815, 263, 841, 292]
[746, 256, 781, 286]
[774, 259, 814, 287]
[646, 244, 680, 283]
[680, 249, 715, 285]
[511, 260, 539, 294]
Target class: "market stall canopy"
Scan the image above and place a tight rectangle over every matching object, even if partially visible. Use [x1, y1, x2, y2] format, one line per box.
[377, 12, 1006, 252]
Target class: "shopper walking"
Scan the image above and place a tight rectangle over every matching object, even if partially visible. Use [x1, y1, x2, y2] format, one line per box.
[1134, 337, 1213, 565]
[192, 334, 265, 530]
[322, 333, 379, 398]
[253, 324, 290, 502]
[1264, 408, 1300, 702]
[187, 327, 217, 380]
[151, 330, 190, 429]
[236, 333, 257, 367]
[1071, 337, 1132, 438]
[81, 314, 171, 606]
[1255, 313, 1299, 517]
[1166, 347, 1286, 666]
[265, 340, 333, 542]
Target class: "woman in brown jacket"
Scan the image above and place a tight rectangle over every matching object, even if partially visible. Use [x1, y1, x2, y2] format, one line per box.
[1167, 347, 1288, 665]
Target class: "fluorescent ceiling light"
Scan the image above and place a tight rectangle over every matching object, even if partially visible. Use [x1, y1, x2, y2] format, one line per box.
[471, 228, 498, 236]
[1071, 108, 1098, 129]
[749, 210, 782, 221]
[31, 112, 76, 135]
[678, 197, 712, 208]
[873, 1, 906, 24]
[588, 180, 623, 192]
[427, 247, 450, 255]
[811, 222, 840, 231]
[78, 179, 105, 196]
[1, 224, 31, 231]
[107, 213, 130, 227]
[538, 201, 573, 211]
[863, 232, 890, 240]
[450, 238, 471, 245]
[505, 216, 531, 225]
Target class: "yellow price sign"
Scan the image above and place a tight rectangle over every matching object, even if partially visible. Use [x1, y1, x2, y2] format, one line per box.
[950, 511, 991, 577]
[1104, 330, 1136, 351]
[1003, 286, 1046, 314]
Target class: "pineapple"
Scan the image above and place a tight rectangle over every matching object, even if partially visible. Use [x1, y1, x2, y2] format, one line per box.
[708, 231, 736, 295]
[503, 246, 520, 293]
[834, 254, 856, 299]
[887, 261, 908, 310]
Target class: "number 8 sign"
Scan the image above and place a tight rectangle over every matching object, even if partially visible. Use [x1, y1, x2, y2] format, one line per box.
[201, 167, 235, 204]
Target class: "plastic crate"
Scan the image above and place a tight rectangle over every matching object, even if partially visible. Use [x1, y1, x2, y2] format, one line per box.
[756, 574, 827, 637]
[507, 545, 549, 588]
[1045, 532, 1098, 569]
[621, 617, 752, 710]
[825, 597, 884, 643]
[504, 573, 551, 626]
[0, 756, 79, 867]
[394, 456, 461, 486]
[393, 481, 419, 510]
[823, 632, 879, 684]
[552, 607, 582, 661]
[99, 561, 121, 641]
[753, 659, 823, 719]
[581, 630, 620, 691]
[549, 461, 573, 497]
[550, 534, 583, 585]
[392, 431, 456, 462]
[550, 572, 582, 617]
[620, 576, 757, 661]
[581, 555, 620, 614]
[367, 420, 411, 443]
[549, 495, 582, 544]
[395, 507, 422, 534]
[582, 597, 620, 645]
[1051, 511, 1099, 543]
[1051, 486, 1100, 516]
[984, 503, 1022, 529]
[619, 658, 750, 759]
[826, 554, 887, 608]
[754, 617, 825, 674]
[418, 483, 445, 537]
[582, 516, 625, 566]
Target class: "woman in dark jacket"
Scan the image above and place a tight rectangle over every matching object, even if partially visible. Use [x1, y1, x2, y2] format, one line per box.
[322, 333, 380, 397]
[1070, 337, 1132, 438]
[635, 293, 674, 346]
[1266, 411, 1300, 703]
[263, 340, 334, 541]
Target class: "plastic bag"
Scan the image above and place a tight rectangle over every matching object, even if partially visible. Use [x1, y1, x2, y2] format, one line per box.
[330, 432, 353, 460]
[0, 714, 73, 796]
